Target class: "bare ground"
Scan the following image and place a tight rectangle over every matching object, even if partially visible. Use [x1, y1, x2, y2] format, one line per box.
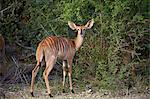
[0, 84, 149, 99]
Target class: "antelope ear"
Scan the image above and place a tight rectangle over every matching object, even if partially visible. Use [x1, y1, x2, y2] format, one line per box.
[85, 19, 94, 29]
[68, 21, 77, 30]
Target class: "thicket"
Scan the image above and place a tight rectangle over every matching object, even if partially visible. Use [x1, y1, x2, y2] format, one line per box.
[0, 0, 149, 93]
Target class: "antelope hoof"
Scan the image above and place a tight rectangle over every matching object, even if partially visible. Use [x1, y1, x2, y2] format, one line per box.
[49, 94, 53, 97]
[71, 89, 74, 93]
[62, 89, 65, 93]
[31, 92, 34, 97]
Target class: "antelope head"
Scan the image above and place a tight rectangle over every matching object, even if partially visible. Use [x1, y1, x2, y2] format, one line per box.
[68, 19, 94, 50]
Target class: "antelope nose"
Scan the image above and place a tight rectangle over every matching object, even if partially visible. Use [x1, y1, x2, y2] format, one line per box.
[81, 30, 83, 35]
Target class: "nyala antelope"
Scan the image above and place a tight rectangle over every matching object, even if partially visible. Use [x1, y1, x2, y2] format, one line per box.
[30, 19, 94, 97]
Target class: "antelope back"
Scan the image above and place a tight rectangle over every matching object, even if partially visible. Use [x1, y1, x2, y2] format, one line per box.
[36, 36, 76, 62]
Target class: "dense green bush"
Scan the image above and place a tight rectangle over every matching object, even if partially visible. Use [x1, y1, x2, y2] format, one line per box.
[1, 0, 149, 92]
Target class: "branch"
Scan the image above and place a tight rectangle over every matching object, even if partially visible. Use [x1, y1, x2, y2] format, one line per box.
[120, 49, 141, 60]
[40, 24, 49, 35]
[20, 53, 35, 60]
[0, 4, 14, 12]
[11, 56, 29, 84]
[0, 3, 14, 17]
[15, 42, 35, 51]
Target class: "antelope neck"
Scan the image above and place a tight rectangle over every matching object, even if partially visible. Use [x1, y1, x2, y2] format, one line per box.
[74, 34, 83, 50]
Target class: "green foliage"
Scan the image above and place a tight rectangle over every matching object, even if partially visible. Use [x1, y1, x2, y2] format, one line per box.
[94, 0, 149, 91]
